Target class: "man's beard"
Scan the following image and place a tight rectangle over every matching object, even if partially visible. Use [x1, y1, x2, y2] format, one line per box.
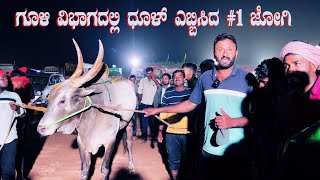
[215, 56, 236, 70]
[162, 82, 169, 86]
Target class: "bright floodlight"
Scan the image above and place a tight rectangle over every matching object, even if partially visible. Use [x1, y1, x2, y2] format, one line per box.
[130, 56, 140, 67]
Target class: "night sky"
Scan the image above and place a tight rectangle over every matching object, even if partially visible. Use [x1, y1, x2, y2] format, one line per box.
[1, 0, 320, 75]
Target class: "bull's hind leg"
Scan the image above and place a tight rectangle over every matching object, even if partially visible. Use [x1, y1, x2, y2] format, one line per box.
[126, 121, 135, 173]
[101, 138, 116, 180]
[78, 138, 91, 180]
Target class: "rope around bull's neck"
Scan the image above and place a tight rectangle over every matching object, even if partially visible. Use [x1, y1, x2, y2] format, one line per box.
[43, 96, 92, 128]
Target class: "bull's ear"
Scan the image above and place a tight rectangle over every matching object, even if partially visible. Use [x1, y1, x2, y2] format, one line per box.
[78, 88, 98, 97]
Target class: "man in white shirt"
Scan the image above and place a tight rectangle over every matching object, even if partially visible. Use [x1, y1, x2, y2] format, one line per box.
[138, 67, 160, 143]
[0, 69, 25, 180]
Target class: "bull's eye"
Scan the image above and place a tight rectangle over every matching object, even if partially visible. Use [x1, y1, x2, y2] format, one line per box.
[60, 100, 65, 104]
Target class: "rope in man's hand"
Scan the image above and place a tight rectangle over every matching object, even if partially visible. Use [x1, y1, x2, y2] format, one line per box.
[95, 104, 190, 134]
[13, 102, 190, 134]
[13, 102, 47, 112]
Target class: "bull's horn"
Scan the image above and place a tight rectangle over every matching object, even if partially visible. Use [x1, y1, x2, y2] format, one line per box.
[69, 39, 84, 80]
[73, 40, 104, 88]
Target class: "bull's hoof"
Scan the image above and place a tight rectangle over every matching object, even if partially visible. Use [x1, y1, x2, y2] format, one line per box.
[101, 168, 110, 180]
[102, 173, 109, 180]
[128, 161, 135, 173]
[81, 174, 88, 180]
[81, 171, 88, 180]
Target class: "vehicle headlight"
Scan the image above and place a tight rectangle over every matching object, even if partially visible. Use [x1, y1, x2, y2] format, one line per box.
[35, 91, 42, 96]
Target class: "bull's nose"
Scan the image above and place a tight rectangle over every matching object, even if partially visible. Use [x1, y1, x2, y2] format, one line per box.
[37, 125, 46, 134]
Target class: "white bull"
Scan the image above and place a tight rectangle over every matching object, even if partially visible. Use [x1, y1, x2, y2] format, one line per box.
[37, 39, 136, 180]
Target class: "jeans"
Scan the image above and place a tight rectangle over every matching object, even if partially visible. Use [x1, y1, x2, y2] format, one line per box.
[0, 139, 17, 180]
[140, 103, 157, 141]
[16, 117, 26, 177]
[166, 133, 187, 170]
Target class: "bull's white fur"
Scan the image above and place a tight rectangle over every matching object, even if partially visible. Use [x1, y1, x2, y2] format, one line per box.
[39, 77, 136, 154]
[37, 40, 137, 179]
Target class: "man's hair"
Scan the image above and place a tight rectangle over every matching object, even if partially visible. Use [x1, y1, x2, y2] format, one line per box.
[172, 70, 185, 78]
[254, 57, 285, 83]
[10, 69, 26, 77]
[161, 73, 171, 79]
[145, 67, 154, 73]
[213, 33, 237, 52]
[255, 60, 269, 81]
[181, 63, 197, 73]
[129, 75, 136, 79]
[200, 59, 215, 74]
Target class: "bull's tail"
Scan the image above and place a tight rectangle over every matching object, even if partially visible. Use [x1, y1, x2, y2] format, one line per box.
[122, 129, 128, 154]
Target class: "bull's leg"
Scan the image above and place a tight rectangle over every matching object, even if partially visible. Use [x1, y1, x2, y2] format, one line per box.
[78, 138, 91, 180]
[101, 138, 116, 180]
[126, 121, 135, 173]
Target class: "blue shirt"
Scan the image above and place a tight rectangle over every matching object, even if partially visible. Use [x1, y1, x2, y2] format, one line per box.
[161, 87, 192, 134]
[162, 87, 192, 107]
[189, 65, 251, 156]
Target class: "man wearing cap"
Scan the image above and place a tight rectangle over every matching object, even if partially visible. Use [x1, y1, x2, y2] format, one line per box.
[280, 41, 320, 178]
[280, 41, 320, 99]
[0, 69, 25, 180]
[280, 41, 320, 137]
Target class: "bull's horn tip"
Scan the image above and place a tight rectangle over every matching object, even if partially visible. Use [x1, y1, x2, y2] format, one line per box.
[98, 40, 104, 49]
[72, 39, 79, 46]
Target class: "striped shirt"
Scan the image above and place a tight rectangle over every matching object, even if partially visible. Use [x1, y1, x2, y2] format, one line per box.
[161, 87, 192, 134]
[161, 87, 192, 107]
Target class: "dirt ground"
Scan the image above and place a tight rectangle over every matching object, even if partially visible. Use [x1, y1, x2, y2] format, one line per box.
[28, 132, 170, 180]
[23, 113, 320, 180]
[19, 111, 202, 180]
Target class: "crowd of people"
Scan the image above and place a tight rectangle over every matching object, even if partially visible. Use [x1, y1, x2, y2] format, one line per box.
[138, 33, 320, 179]
[2, 32, 320, 180]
